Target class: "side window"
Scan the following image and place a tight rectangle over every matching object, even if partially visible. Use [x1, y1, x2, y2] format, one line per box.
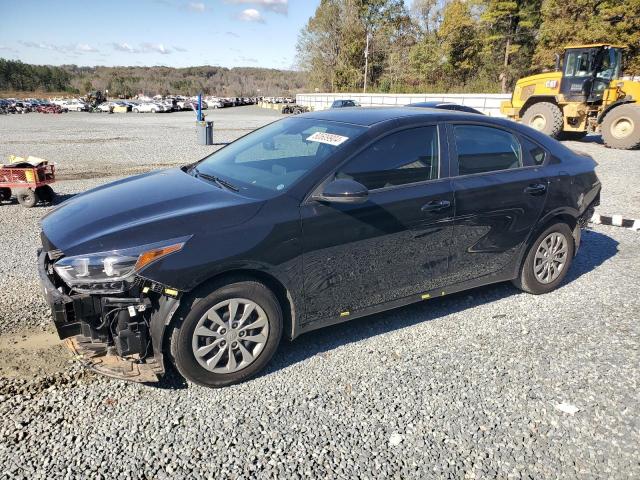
[336, 126, 439, 190]
[453, 125, 522, 176]
[522, 137, 547, 166]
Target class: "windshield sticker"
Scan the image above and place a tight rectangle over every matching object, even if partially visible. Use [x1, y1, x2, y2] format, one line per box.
[306, 131, 349, 146]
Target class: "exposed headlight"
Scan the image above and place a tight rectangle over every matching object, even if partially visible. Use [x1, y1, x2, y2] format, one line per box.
[53, 236, 190, 293]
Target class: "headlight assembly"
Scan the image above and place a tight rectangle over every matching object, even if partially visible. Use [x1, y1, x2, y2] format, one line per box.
[53, 236, 190, 293]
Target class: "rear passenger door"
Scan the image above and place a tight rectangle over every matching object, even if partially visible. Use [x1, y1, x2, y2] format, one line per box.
[448, 123, 549, 281]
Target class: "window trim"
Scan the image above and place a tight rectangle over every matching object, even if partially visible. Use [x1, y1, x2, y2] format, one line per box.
[518, 133, 549, 167]
[303, 122, 448, 204]
[446, 121, 540, 179]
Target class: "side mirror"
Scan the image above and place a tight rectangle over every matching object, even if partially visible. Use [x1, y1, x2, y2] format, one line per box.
[313, 179, 368, 204]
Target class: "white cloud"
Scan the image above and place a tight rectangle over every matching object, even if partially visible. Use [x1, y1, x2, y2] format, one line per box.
[19, 41, 98, 54]
[239, 56, 258, 63]
[186, 2, 205, 12]
[228, 0, 287, 15]
[113, 42, 138, 53]
[173, 45, 188, 52]
[225, 31, 240, 37]
[75, 43, 97, 52]
[141, 43, 171, 54]
[237, 8, 264, 22]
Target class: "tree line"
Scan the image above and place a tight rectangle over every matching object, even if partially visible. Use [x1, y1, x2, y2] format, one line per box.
[296, 0, 640, 94]
[0, 60, 306, 97]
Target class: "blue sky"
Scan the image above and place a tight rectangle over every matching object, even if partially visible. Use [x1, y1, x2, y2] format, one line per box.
[0, 0, 319, 69]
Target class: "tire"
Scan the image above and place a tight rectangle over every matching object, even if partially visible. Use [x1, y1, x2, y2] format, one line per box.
[133, 108, 139, 113]
[513, 222, 574, 295]
[0, 187, 11, 201]
[16, 188, 39, 208]
[521, 102, 564, 139]
[601, 104, 640, 150]
[169, 279, 283, 388]
[151, 108, 157, 113]
[36, 185, 55, 204]
[557, 131, 588, 141]
[77, 107, 81, 112]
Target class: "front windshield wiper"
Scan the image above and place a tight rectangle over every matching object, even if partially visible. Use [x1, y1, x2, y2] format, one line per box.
[192, 168, 239, 192]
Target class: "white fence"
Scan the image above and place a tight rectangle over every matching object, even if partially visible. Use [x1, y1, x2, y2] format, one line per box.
[296, 93, 512, 117]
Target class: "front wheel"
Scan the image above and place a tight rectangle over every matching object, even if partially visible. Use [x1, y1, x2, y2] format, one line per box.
[513, 223, 574, 294]
[170, 280, 283, 387]
[601, 104, 640, 150]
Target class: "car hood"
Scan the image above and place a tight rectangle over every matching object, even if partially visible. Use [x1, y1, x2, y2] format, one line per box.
[41, 168, 264, 255]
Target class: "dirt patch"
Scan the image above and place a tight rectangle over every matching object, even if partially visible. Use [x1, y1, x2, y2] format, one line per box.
[0, 328, 72, 379]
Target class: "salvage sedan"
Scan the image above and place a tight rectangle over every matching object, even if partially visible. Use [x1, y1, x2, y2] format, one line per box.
[38, 108, 601, 387]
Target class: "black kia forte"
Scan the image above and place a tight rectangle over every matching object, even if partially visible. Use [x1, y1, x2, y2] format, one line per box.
[38, 107, 601, 387]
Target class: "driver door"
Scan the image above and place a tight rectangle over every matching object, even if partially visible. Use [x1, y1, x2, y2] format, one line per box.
[300, 125, 455, 326]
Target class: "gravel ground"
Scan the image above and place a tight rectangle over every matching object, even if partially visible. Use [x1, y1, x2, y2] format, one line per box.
[1, 225, 639, 479]
[0, 108, 639, 479]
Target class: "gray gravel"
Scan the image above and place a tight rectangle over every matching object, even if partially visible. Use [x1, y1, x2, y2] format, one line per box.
[1, 225, 639, 479]
[562, 135, 640, 219]
[0, 109, 639, 479]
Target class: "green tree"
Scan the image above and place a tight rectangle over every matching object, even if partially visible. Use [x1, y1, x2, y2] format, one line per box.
[480, 0, 542, 92]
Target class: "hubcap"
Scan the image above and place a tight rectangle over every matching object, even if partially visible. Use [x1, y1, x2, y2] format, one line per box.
[191, 298, 269, 374]
[611, 117, 634, 139]
[534, 232, 568, 284]
[530, 114, 547, 131]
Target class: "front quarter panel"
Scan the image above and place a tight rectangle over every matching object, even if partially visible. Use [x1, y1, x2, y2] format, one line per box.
[139, 194, 304, 305]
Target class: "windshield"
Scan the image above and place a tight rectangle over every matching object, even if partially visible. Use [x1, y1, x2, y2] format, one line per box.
[193, 117, 366, 196]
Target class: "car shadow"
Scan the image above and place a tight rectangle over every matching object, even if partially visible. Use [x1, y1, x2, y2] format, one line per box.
[266, 229, 618, 376]
[573, 134, 604, 145]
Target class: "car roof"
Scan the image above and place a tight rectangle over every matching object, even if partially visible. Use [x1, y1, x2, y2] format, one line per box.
[300, 106, 488, 127]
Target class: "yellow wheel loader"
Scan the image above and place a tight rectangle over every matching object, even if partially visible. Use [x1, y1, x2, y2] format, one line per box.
[501, 44, 640, 149]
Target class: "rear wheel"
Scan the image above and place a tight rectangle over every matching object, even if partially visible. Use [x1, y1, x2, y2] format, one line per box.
[16, 188, 38, 208]
[170, 280, 283, 387]
[521, 102, 564, 139]
[513, 223, 574, 294]
[601, 104, 640, 150]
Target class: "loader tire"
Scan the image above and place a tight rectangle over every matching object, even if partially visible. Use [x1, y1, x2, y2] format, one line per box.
[601, 104, 640, 150]
[522, 102, 564, 139]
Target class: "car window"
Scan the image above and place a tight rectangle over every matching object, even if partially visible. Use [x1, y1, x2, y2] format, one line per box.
[336, 126, 439, 190]
[453, 125, 522, 176]
[522, 137, 547, 166]
[196, 118, 366, 196]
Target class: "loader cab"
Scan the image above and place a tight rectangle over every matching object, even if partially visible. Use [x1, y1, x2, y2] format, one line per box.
[560, 45, 623, 104]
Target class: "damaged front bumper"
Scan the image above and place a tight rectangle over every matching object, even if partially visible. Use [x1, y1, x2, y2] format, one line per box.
[37, 249, 180, 383]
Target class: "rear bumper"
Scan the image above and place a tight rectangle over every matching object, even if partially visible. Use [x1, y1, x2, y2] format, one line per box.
[37, 249, 166, 383]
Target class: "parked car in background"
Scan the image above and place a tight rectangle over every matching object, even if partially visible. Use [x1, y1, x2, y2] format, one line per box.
[63, 99, 89, 112]
[406, 101, 483, 115]
[132, 103, 165, 113]
[330, 99, 361, 108]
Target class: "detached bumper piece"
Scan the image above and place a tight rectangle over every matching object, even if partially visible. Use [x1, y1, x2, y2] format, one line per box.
[64, 337, 161, 383]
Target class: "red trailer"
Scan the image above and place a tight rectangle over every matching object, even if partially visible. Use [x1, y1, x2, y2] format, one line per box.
[0, 163, 56, 207]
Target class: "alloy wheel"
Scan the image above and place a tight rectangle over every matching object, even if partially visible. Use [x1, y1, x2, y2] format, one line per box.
[534, 232, 568, 284]
[191, 298, 269, 374]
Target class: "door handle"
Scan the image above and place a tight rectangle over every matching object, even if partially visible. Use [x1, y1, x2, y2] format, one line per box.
[421, 200, 451, 212]
[524, 183, 547, 195]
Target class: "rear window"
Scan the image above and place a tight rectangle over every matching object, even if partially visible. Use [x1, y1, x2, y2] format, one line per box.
[454, 125, 522, 176]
